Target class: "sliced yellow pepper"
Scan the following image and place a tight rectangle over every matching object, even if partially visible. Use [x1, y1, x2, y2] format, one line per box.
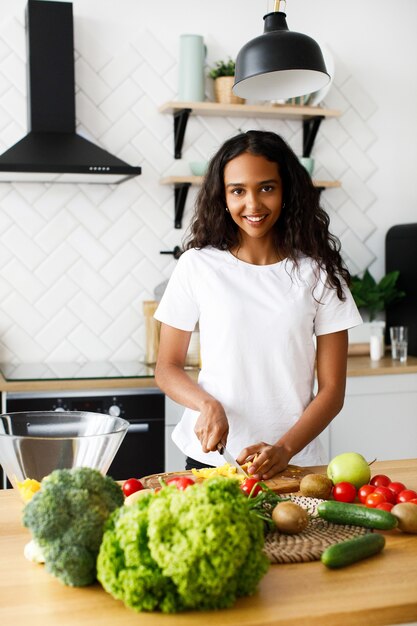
[15, 477, 41, 502]
[191, 462, 247, 481]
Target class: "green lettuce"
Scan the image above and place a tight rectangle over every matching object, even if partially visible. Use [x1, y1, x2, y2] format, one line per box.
[97, 477, 269, 613]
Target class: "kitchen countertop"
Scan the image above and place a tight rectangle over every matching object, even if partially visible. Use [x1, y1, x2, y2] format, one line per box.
[0, 356, 416, 393]
[346, 355, 417, 377]
[0, 459, 416, 626]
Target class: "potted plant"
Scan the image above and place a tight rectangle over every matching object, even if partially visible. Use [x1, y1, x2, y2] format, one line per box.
[350, 269, 405, 322]
[209, 58, 245, 105]
[348, 269, 406, 356]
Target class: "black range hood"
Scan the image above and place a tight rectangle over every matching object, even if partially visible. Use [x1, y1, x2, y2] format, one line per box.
[0, 0, 141, 184]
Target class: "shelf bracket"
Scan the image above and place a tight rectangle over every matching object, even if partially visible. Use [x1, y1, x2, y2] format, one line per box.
[174, 182, 191, 228]
[303, 116, 324, 157]
[174, 108, 192, 159]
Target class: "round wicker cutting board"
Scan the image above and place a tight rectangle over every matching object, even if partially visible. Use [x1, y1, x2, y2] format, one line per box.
[263, 496, 371, 564]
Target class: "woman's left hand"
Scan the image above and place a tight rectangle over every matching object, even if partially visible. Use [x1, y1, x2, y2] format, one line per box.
[236, 442, 292, 480]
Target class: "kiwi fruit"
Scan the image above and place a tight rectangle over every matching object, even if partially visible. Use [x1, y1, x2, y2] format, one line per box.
[391, 503, 417, 533]
[299, 473, 333, 499]
[272, 501, 309, 534]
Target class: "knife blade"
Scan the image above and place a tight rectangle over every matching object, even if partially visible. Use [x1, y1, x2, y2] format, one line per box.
[216, 443, 249, 477]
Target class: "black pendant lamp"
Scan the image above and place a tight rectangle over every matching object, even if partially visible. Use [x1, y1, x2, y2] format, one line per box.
[233, 0, 330, 101]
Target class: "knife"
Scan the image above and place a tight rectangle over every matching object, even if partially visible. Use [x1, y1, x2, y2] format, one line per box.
[216, 442, 249, 477]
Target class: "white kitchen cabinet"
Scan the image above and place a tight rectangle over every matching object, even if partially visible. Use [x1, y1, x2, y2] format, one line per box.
[323, 373, 417, 462]
[165, 396, 186, 472]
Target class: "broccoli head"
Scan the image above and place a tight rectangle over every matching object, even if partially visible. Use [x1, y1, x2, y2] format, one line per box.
[96, 477, 269, 613]
[23, 467, 124, 587]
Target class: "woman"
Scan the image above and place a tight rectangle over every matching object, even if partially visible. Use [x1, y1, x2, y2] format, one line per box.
[154, 130, 362, 479]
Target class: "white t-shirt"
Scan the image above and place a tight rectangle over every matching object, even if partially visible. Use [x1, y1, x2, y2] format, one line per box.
[154, 247, 362, 467]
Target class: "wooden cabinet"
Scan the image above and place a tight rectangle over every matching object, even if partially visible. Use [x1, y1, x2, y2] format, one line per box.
[159, 100, 342, 229]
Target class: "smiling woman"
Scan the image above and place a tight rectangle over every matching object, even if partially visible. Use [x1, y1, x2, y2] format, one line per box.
[154, 130, 362, 480]
[224, 152, 284, 264]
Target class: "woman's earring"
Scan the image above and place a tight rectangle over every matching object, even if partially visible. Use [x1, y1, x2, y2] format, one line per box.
[282, 202, 286, 209]
[225, 207, 230, 212]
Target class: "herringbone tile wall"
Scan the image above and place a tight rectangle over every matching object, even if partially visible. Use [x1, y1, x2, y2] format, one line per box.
[0, 11, 377, 364]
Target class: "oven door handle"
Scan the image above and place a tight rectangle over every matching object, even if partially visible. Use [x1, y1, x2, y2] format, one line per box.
[128, 423, 150, 433]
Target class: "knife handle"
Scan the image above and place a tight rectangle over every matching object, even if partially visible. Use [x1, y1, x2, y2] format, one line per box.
[216, 442, 225, 455]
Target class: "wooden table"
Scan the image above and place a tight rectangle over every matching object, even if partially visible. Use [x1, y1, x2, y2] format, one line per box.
[1, 459, 417, 626]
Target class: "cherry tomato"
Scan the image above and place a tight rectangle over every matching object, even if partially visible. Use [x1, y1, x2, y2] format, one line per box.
[365, 492, 387, 508]
[407, 498, 417, 505]
[396, 489, 417, 503]
[387, 481, 406, 497]
[165, 476, 195, 490]
[358, 484, 375, 504]
[373, 485, 396, 504]
[375, 501, 394, 512]
[240, 477, 264, 497]
[332, 482, 357, 503]
[122, 477, 144, 497]
[370, 474, 391, 487]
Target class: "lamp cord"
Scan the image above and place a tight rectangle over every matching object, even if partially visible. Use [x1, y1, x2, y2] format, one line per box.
[274, 0, 286, 12]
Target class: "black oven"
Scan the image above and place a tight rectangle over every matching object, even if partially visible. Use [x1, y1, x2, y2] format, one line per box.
[1, 388, 165, 488]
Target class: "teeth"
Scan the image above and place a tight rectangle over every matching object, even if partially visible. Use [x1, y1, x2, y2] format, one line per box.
[245, 215, 266, 222]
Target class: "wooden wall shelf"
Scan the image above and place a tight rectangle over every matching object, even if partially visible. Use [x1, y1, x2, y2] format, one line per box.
[160, 176, 341, 189]
[159, 101, 341, 120]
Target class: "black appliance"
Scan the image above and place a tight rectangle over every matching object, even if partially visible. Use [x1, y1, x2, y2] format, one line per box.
[385, 223, 417, 356]
[0, 0, 141, 184]
[1, 387, 165, 489]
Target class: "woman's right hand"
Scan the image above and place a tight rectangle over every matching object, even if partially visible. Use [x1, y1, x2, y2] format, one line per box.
[194, 399, 229, 453]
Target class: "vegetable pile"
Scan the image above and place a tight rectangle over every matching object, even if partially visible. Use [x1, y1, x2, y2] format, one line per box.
[97, 476, 269, 613]
[23, 467, 124, 586]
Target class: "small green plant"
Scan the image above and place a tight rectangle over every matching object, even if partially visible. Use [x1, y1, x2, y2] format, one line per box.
[350, 269, 405, 322]
[208, 58, 236, 79]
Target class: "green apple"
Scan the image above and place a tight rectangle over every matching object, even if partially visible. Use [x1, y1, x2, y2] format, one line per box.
[327, 452, 371, 489]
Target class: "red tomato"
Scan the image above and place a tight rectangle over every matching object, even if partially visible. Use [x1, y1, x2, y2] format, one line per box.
[122, 477, 144, 497]
[358, 484, 375, 504]
[240, 477, 264, 497]
[370, 474, 391, 487]
[408, 499, 417, 505]
[387, 481, 406, 496]
[373, 485, 396, 504]
[375, 502, 394, 512]
[365, 491, 387, 508]
[165, 476, 195, 490]
[396, 489, 417, 503]
[332, 482, 357, 503]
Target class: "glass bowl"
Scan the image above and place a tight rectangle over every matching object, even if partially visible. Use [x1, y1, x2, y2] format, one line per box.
[0, 411, 129, 490]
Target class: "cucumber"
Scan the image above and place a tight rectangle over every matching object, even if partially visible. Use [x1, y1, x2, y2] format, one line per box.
[321, 533, 385, 568]
[317, 500, 398, 530]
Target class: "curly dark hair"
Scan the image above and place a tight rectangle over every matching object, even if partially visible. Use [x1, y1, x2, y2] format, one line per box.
[184, 130, 350, 300]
